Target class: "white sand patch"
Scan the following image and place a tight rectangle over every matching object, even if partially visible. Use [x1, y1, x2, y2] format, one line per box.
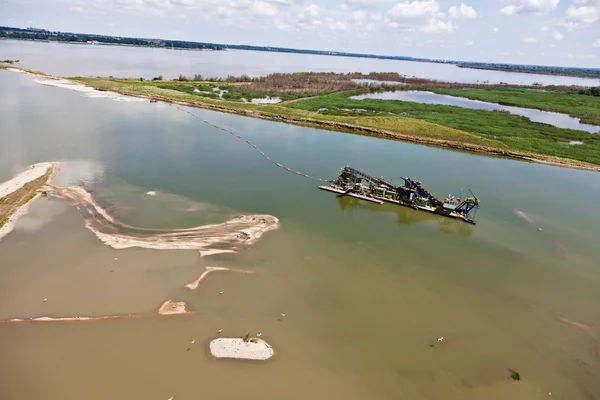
[7, 68, 25, 73]
[199, 249, 236, 257]
[210, 338, 274, 360]
[33, 78, 145, 102]
[184, 266, 253, 290]
[250, 96, 281, 104]
[158, 300, 190, 315]
[57, 185, 115, 223]
[185, 266, 230, 290]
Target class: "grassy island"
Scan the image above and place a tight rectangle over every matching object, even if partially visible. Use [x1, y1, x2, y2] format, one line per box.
[4, 65, 600, 171]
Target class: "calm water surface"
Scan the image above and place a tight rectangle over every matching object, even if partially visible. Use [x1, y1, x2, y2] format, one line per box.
[351, 91, 600, 133]
[1, 70, 600, 400]
[2, 39, 600, 87]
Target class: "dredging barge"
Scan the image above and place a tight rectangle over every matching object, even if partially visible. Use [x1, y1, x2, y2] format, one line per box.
[320, 166, 480, 224]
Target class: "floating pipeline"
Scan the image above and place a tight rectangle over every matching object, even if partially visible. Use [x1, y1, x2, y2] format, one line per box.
[168, 106, 480, 224]
[171, 104, 333, 183]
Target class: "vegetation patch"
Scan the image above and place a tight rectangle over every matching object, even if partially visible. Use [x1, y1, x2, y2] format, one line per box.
[421, 86, 600, 126]
[70, 75, 600, 170]
[289, 93, 600, 165]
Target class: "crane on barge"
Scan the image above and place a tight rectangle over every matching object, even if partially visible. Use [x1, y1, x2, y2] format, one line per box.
[319, 166, 480, 224]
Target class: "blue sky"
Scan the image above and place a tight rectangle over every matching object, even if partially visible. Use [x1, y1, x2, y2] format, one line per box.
[2, 0, 599, 67]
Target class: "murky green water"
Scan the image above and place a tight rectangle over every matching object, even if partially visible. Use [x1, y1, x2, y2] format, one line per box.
[1, 70, 600, 399]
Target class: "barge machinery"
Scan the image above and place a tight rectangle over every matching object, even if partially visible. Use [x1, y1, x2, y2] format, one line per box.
[319, 166, 480, 224]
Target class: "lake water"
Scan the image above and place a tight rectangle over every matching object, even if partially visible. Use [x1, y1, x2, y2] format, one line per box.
[351, 91, 600, 134]
[1, 67, 600, 400]
[2, 39, 600, 87]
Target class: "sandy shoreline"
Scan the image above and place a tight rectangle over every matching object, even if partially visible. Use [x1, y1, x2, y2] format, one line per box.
[33, 77, 145, 102]
[0, 162, 55, 199]
[0, 162, 60, 241]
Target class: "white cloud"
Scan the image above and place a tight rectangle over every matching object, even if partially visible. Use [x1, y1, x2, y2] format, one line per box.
[346, 0, 393, 4]
[251, 1, 278, 17]
[350, 9, 368, 23]
[500, 0, 560, 16]
[422, 18, 454, 32]
[523, 37, 538, 43]
[491, 27, 500, 33]
[594, 38, 600, 47]
[552, 30, 564, 40]
[448, 3, 477, 19]
[385, 0, 453, 32]
[329, 21, 348, 31]
[388, 0, 440, 21]
[541, 24, 549, 31]
[562, 3, 600, 28]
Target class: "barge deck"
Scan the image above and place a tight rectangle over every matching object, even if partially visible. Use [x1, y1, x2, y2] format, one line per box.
[320, 166, 480, 224]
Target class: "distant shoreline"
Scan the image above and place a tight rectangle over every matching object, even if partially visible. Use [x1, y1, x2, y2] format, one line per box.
[2, 26, 599, 79]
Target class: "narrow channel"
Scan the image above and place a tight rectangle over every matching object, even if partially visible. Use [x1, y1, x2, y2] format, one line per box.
[351, 91, 600, 134]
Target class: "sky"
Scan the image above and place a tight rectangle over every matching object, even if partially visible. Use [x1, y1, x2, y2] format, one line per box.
[1, 0, 599, 67]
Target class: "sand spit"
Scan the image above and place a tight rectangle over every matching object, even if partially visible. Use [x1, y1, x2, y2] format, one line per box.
[0, 162, 55, 199]
[0, 162, 60, 241]
[185, 266, 254, 290]
[45, 184, 279, 252]
[158, 300, 190, 315]
[33, 77, 145, 102]
[209, 338, 274, 360]
[0, 300, 193, 325]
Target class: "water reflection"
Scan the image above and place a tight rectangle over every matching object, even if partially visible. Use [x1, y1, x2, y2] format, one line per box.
[335, 196, 473, 237]
[351, 91, 600, 133]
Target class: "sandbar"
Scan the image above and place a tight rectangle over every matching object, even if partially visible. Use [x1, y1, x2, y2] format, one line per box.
[0, 300, 193, 325]
[209, 338, 274, 360]
[158, 300, 190, 315]
[184, 266, 254, 290]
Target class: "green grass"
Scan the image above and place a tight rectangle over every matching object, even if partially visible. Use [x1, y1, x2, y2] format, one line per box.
[70, 77, 600, 167]
[421, 86, 600, 126]
[93, 79, 325, 102]
[289, 93, 600, 165]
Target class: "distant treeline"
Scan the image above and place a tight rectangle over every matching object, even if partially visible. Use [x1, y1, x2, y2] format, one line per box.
[0, 26, 223, 50]
[457, 63, 600, 79]
[2, 26, 599, 80]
